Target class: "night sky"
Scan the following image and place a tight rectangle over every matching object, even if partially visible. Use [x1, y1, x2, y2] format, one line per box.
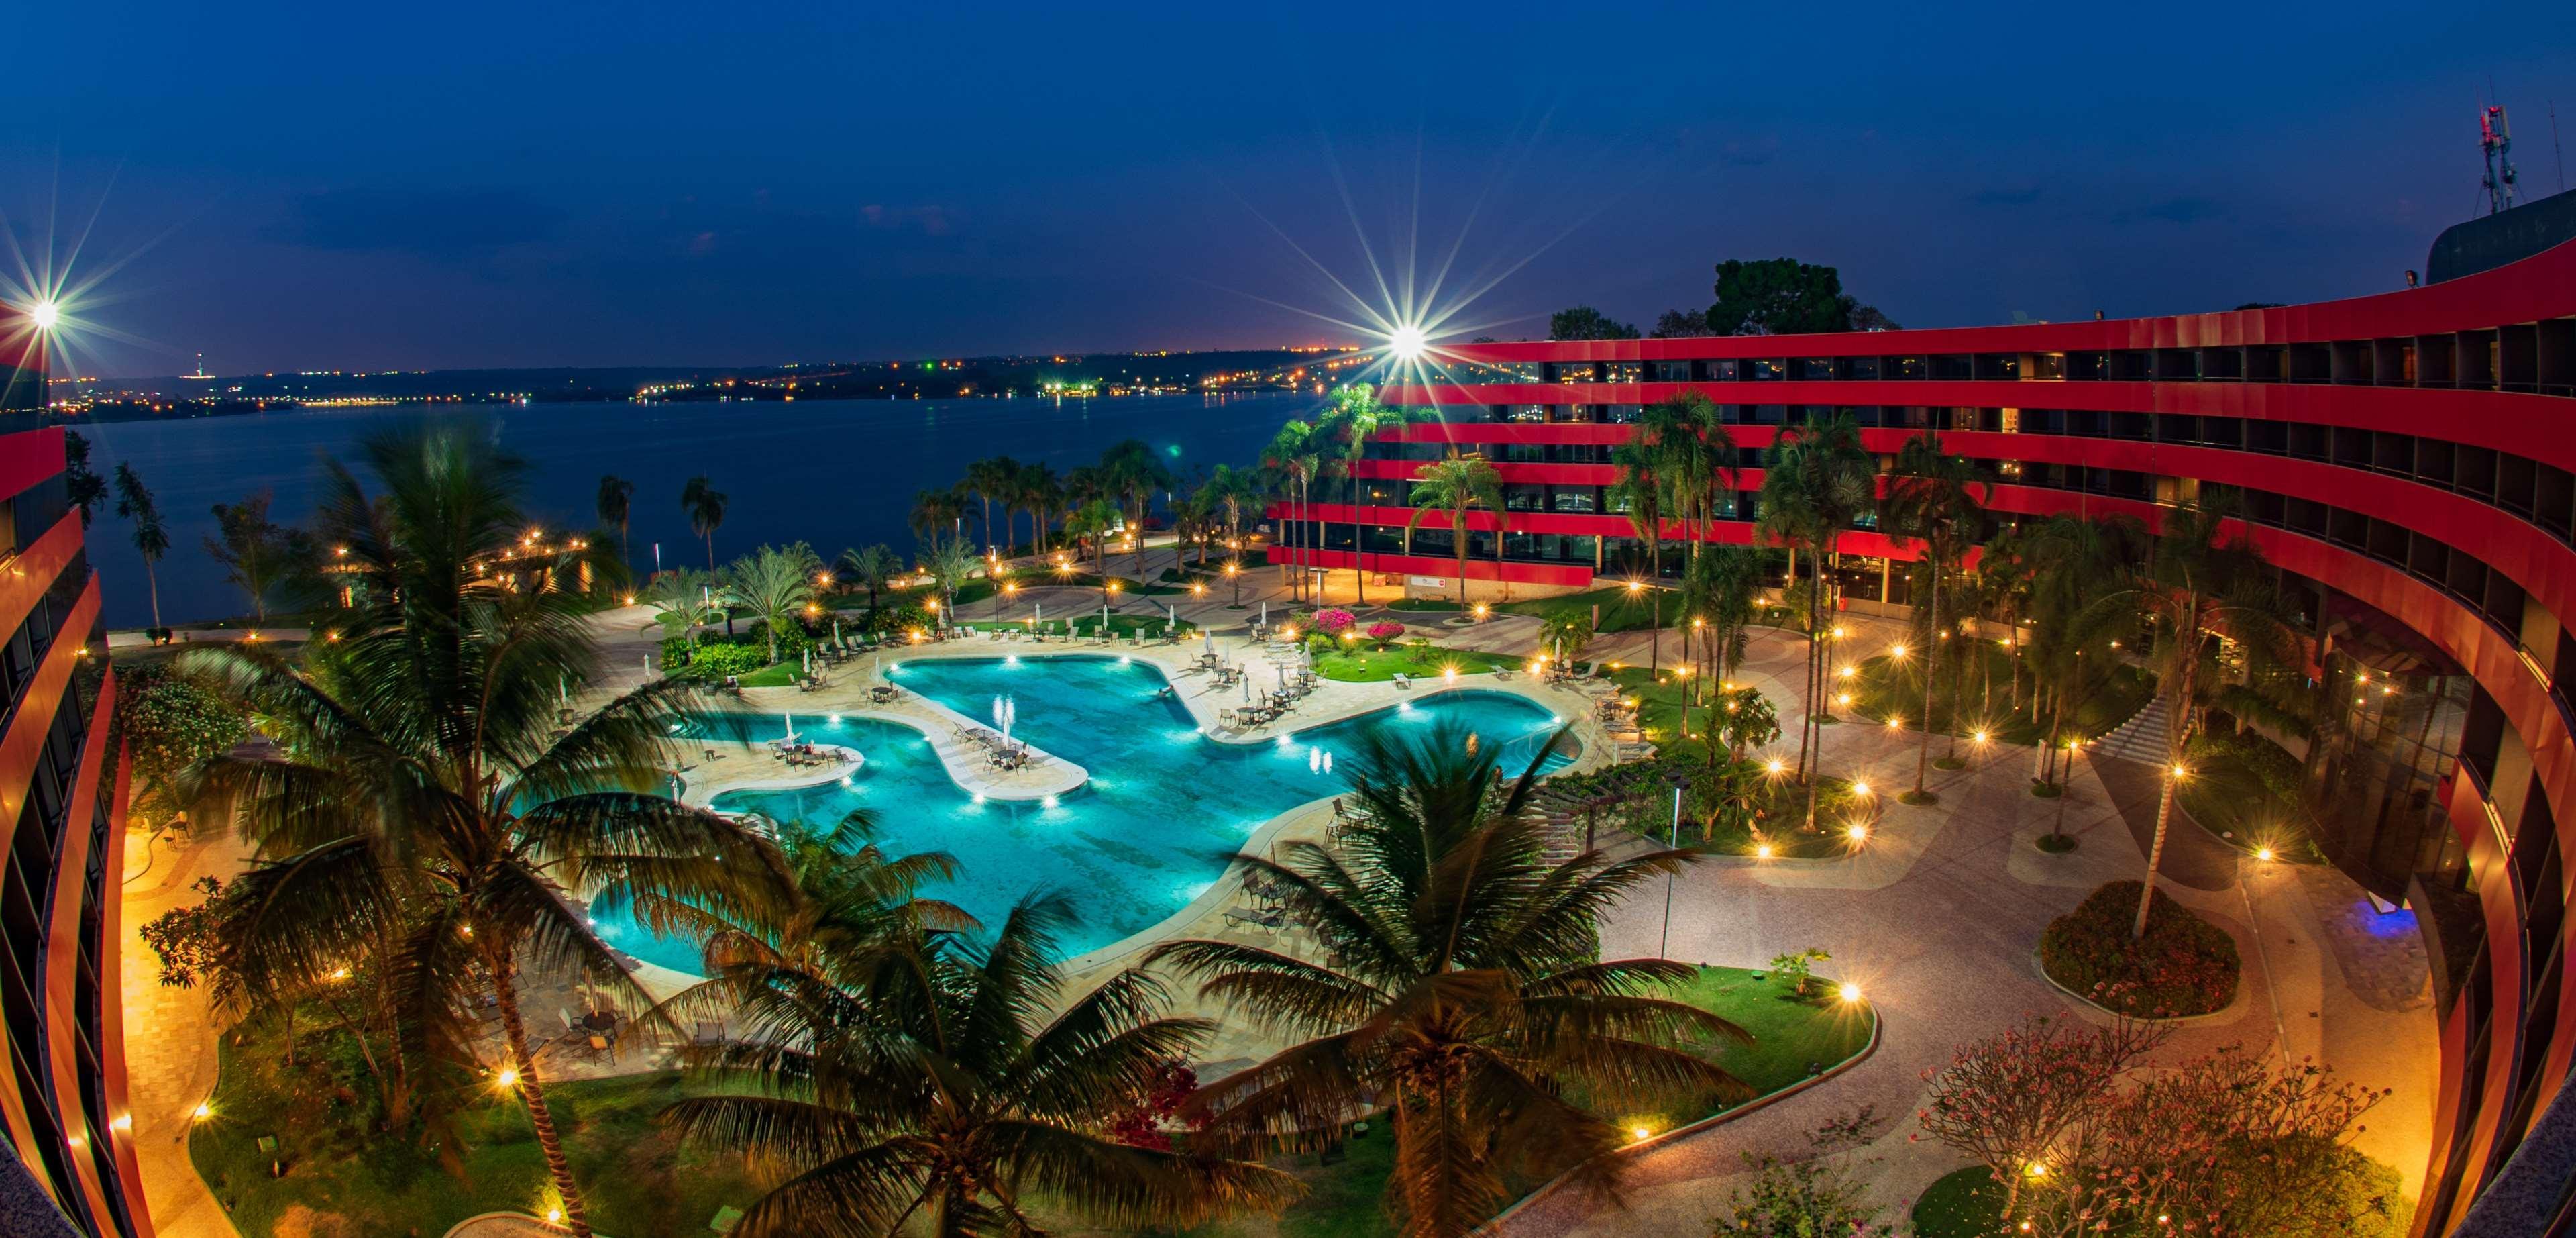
[10, 1, 2573, 376]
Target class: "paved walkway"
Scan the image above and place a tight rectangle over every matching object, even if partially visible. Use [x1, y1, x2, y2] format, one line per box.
[119, 826, 250, 1238]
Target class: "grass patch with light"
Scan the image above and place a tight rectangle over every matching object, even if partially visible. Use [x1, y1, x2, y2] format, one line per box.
[1309, 644, 1523, 683]
[2179, 730, 2319, 860]
[1181, 966, 1875, 1238]
[191, 1037, 757, 1238]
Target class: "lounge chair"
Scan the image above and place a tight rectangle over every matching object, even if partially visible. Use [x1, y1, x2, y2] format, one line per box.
[1391, 672, 1409, 689]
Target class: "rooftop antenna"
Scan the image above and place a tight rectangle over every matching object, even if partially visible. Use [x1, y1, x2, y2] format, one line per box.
[2551, 101, 2566, 193]
[2480, 104, 2520, 214]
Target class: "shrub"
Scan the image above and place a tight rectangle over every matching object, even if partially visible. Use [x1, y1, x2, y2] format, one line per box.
[660, 637, 769, 679]
[113, 665, 248, 826]
[1312, 607, 1356, 634]
[2040, 881, 2240, 1017]
[1365, 620, 1406, 649]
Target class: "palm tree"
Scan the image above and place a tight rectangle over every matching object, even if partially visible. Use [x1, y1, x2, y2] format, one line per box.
[1882, 431, 1989, 803]
[681, 475, 728, 570]
[1201, 464, 1258, 562]
[595, 475, 634, 571]
[1148, 721, 1747, 1237]
[921, 537, 979, 629]
[963, 456, 1020, 555]
[113, 462, 168, 630]
[727, 543, 822, 664]
[1065, 499, 1121, 617]
[839, 544, 903, 617]
[1681, 546, 1762, 768]
[1607, 438, 1671, 676]
[665, 892, 1298, 1235]
[2073, 497, 2303, 936]
[643, 567, 724, 648]
[180, 423, 784, 1238]
[1099, 439, 1173, 586]
[1325, 384, 1417, 605]
[1264, 419, 1326, 600]
[647, 811, 975, 1004]
[1638, 393, 1736, 555]
[1754, 413, 1873, 830]
[908, 486, 967, 549]
[1402, 456, 1505, 609]
[1017, 460, 1061, 554]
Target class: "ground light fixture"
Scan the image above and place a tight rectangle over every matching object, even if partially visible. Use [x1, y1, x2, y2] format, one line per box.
[1839, 982, 1863, 1003]
[1845, 822, 1868, 843]
[1627, 1123, 1652, 1142]
[494, 1067, 519, 1090]
[1850, 779, 1871, 796]
[2255, 846, 2277, 862]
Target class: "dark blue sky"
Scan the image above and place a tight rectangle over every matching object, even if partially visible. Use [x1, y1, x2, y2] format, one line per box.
[9, 1, 2572, 375]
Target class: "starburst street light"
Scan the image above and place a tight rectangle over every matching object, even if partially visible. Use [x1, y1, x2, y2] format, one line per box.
[28, 300, 58, 332]
[1387, 322, 1427, 361]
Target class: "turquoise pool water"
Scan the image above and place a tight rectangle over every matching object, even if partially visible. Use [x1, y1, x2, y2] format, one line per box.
[590, 656, 1570, 971]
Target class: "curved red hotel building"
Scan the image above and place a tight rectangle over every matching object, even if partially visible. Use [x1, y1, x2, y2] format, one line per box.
[0, 321, 148, 1237]
[1272, 197, 2576, 1235]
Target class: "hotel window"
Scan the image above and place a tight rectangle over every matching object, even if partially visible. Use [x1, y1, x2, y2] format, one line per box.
[1972, 354, 2020, 380]
[1552, 405, 1596, 424]
[1748, 358, 1786, 381]
[1503, 484, 1546, 512]
[1506, 404, 1548, 423]
[1601, 361, 1643, 382]
[1649, 361, 1693, 382]
[2033, 352, 2066, 380]
[1887, 355, 1927, 380]
[1796, 358, 1837, 380]
[1931, 354, 1974, 380]
[1602, 403, 1642, 424]
[1551, 486, 1598, 513]
[1550, 362, 1597, 383]
[1842, 356, 1882, 380]
[1701, 359, 1741, 381]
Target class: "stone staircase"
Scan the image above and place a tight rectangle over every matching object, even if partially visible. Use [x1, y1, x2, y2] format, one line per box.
[2090, 692, 2178, 766]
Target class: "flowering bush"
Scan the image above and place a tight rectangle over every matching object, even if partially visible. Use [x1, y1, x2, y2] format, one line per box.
[1106, 1060, 1199, 1151]
[1312, 607, 1356, 634]
[2040, 880, 2240, 1017]
[1365, 620, 1406, 649]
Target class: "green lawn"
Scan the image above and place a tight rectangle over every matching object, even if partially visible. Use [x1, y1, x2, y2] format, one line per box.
[193, 1041, 759, 1238]
[734, 661, 801, 687]
[1185, 966, 1874, 1237]
[1845, 644, 2154, 748]
[1309, 644, 1524, 682]
[1911, 1166, 2009, 1237]
[2179, 731, 2320, 860]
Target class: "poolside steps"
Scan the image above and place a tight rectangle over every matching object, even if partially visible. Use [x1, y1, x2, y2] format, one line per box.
[2091, 692, 2177, 766]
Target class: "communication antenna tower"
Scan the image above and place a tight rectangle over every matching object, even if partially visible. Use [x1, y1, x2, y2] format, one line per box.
[2481, 105, 2520, 214]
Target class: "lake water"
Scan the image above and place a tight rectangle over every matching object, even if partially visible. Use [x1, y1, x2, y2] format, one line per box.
[71, 392, 1322, 629]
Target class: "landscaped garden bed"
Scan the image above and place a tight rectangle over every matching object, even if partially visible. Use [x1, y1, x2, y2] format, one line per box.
[2039, 880, 2241, 1017]
[1846, 643, 2155, 748]
[2180, 728, 2320, 860]
[1177, 965, 1876, 1237]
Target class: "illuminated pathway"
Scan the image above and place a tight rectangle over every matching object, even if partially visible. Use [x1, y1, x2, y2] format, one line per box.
[1495, 629, 2438, 1233]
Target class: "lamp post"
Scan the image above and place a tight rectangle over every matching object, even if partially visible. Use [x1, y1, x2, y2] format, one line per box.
[1659, 772, 1688, 959]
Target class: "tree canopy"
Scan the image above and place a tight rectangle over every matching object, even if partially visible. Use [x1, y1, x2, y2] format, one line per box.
[1548, 305, 1640, 340]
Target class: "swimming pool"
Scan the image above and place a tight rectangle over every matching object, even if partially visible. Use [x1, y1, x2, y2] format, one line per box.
[588, 656, 1572, 971]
